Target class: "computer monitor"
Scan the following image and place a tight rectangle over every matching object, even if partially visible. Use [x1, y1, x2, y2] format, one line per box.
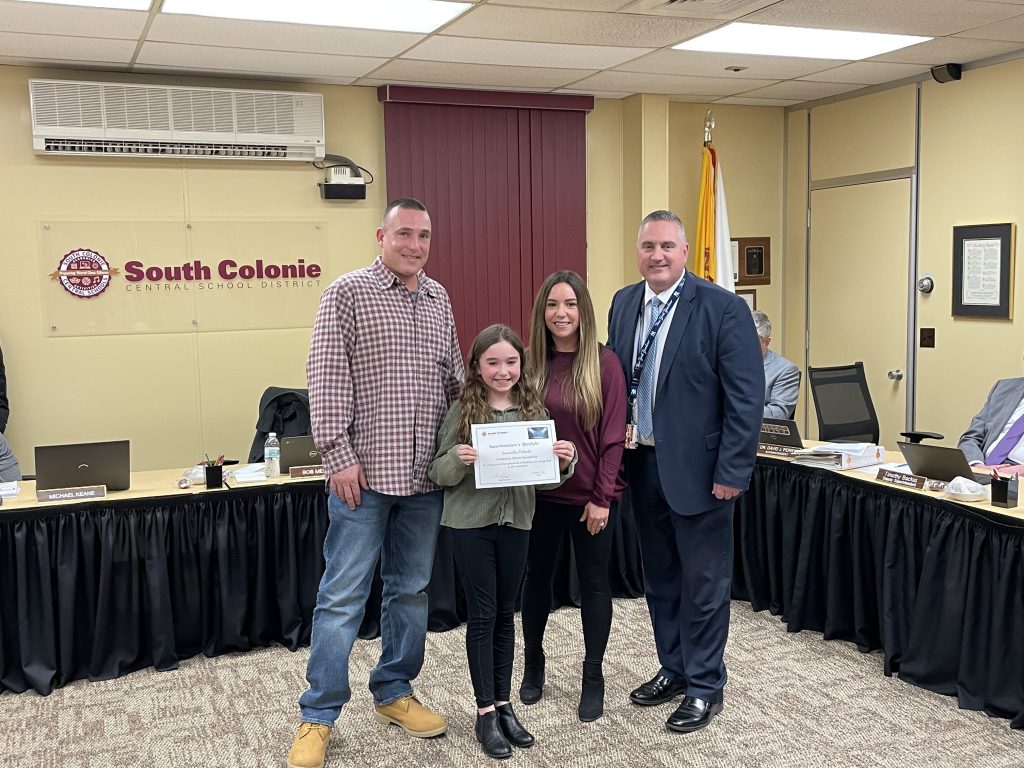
[34, 440, 131, 491]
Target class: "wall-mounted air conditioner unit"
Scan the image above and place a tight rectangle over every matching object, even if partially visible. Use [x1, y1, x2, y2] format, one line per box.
[29, 79, 325, 161]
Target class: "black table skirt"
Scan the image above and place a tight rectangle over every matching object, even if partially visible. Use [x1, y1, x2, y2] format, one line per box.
[2, 463, 1022, 729]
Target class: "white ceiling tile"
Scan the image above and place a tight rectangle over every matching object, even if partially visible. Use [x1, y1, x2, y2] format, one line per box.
[799, 61, 930, 84]
[356, 77, 553, 92]
[443, 5, 718, 47]
[615, 49, 845, 79]
[147, 15, 422, 57]
[738, 80, 865, 100]
[555, 88, 633, 98]
[712, 95, 802, 106]
[366, 60, 594, 89]
[404, 36, 651, 69]
[743, 0, 1024, 37]
[488, 0, 630, 10]
[868, 36, 1022, 64]
[0, 0, 147, 38]
[132, 65, 357, 85]
[136, 42, 387, 79]
[0, 31, 135, 62]
[569, 70, 774, 96]
[955, 13, 1024, 42]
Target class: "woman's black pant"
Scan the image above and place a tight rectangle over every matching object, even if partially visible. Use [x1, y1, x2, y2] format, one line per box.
[520, 499, 614, 663]
[451, 524, 530, 708]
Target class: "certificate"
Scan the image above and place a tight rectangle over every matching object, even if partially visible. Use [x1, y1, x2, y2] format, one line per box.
[471, 419, 560, 489]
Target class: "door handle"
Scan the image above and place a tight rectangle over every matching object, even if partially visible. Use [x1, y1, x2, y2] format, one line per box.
[887, 369, 904, 381]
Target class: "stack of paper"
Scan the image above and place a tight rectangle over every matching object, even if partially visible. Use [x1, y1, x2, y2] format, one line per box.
[790, 443, 885, 470]
[230, 463, 268, 483]
[0, 480, 19, 498]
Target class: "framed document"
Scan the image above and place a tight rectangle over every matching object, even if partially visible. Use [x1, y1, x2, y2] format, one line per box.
[471, 420, 560, 489]
[952, 223, 1014, 319]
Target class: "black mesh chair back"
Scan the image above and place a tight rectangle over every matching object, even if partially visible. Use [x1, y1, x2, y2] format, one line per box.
[806, 362, 880, 444]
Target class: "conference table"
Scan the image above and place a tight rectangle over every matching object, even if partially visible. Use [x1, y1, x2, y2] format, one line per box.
[1, 454, 1021, 729]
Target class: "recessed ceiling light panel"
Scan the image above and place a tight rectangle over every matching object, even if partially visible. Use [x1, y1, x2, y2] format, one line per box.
[161, 0, 472, 34]
[674, 22, 931, 61]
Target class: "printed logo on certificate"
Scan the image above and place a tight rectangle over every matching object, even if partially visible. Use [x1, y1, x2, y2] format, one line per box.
[471, 419, 560, 489]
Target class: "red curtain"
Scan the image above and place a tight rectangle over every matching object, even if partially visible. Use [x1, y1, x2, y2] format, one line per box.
[379, 87, 592, 354]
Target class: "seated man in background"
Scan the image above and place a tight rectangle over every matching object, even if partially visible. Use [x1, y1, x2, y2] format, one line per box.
[752, 310, 800, 419]
[959, 377, 1024, 476]
[0, 432, 20, 482]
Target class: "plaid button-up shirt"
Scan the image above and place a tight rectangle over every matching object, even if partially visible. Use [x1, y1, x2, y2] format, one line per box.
[307, 256, 464, 496]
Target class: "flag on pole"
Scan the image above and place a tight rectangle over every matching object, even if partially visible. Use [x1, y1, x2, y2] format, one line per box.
[693, 114, 735, 292]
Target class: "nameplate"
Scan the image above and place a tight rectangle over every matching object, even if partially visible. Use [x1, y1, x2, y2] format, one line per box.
[289, 465, 325, 479]
[36, 485, 107, 502]
[758, 443, 800, 457]
[875, 469, 926, 489]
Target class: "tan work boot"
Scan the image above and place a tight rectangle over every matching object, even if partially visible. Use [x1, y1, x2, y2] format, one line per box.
[287, 722, 331, 768]
[373, 694, 448, 737]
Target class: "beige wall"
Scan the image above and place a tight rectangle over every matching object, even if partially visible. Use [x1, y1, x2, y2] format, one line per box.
[0, 64, 386, 472]
[917, 59, 1024, 442]
[0, 61, 787, 473]
[783, 63, 1024, 445]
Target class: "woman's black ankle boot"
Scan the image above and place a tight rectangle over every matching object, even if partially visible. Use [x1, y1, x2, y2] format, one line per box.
[519, 649, 545, 704]
[475, 711, 512, 760]
[495, 703, 535, 747]
[578, 659, 605, 722]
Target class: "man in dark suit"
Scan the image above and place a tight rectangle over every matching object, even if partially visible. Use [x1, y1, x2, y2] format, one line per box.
[958, 377, 1024, 474]
[607, 210, 764, 734]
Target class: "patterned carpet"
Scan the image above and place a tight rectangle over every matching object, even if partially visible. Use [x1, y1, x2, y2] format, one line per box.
[4, 599, 1020, 768]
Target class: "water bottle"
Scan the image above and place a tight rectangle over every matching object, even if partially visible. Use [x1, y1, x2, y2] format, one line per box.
[264, 432, 281, 477]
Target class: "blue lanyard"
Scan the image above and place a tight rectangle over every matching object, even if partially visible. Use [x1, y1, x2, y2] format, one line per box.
[628, 276, 685, 406]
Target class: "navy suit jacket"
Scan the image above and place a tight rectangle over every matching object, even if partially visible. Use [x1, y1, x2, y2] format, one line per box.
[608, 272, 765, 515]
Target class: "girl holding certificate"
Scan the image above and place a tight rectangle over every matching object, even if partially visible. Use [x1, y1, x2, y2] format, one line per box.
[428, 324, 576, 760]
[519, 270, 628, 722]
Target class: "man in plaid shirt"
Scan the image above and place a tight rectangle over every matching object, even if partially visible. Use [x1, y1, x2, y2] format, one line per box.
[289, 198, 464, 768]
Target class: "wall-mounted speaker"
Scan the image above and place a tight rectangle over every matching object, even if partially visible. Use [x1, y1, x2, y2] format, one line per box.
[930, 63, 962, 83]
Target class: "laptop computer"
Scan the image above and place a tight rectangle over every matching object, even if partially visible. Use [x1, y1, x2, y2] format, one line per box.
[35, 439, 131, 491]
[897, 441, 992, 485]
[280, 435, 322, 473]
[760, 418, 803, 448]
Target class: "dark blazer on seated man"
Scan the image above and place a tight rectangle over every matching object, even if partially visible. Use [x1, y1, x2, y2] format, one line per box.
[958, 377, 1024, 468]
[608, 210, 763, 736]
[0, 343, 8, 434]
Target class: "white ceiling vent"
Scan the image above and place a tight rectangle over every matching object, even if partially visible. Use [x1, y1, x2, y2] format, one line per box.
[29, 79, 325, 161]
[622, 0, 777, 19]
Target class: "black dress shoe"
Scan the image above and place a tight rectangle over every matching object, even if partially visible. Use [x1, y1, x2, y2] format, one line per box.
[495, 703, 534, 748]
[666, 695, 724, 733]
[629, 674, 687, 706]
[475, 711, 513, 759]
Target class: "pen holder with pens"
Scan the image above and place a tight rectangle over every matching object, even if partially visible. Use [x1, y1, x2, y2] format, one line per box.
[991, 476, 1018, 509]
[204, 464, 224, 490]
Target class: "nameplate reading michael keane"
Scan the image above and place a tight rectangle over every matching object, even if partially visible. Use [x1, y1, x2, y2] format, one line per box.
[36, 485, 107, 503]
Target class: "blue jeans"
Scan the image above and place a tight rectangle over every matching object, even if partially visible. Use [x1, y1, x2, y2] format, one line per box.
[299, 488, 443, 726]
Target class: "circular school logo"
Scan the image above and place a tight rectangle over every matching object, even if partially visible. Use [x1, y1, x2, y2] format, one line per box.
[50, 248, 119, 298]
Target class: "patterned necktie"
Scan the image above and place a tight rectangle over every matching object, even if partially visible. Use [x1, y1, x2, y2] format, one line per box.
[636, 297, 663, 440]
[986, 411, 1024, 465]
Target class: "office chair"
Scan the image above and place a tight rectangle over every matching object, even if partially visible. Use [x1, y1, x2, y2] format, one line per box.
[807, 362, 880, 444]
[806, 362, 941, 445]
[247, 386, 311, 462]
